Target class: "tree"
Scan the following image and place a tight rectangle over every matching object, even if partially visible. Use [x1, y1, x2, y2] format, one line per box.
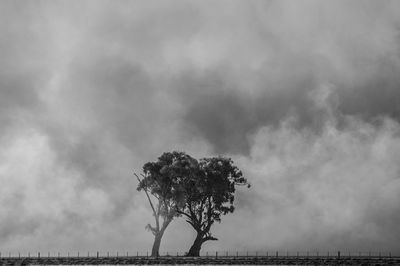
[177, 156, 250, 257]
[135, 151, 197, 257]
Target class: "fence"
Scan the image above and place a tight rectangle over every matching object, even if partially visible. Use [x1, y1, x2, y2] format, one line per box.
[0, 250, 396, 258]
[0, 251, 399, 265]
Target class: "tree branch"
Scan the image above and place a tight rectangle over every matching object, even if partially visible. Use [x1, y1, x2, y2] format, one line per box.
[198, 197, 207, 225]
[188, 201, 199, 227]
[202, 235, 218, 242]
[145, 224, 157, 236]
[161, 216, 172, 234]
[135, 172, 159, 226]
[176, 210, 192, 220]
[185, 219, 195, 227]
[204, 196, 213, 232]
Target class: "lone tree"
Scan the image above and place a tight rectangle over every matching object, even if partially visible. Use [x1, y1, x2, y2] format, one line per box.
[136, 151, 198, 257]
[178, 156, 250, 257]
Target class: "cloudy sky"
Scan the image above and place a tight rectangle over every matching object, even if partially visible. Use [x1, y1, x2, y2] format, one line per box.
[1, 0, 400, 255]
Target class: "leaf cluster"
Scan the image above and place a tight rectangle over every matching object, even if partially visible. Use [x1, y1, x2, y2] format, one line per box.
[180, 156, 249, 231]
[137, 151, 198, 216]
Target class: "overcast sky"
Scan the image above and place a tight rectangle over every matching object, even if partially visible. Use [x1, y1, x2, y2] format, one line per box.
[1, 0, 400, 255]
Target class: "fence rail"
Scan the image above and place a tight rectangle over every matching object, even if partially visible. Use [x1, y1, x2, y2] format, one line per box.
[0, 250, 395, 258]
[0, 251, 399, 265]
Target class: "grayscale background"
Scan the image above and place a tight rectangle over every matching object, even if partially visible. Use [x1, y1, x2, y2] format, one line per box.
[0, 0, 399, 255]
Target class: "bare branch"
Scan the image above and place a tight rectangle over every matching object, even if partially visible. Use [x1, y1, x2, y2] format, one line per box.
[198, 197, 207, 224]
[201, 231, 218, 242]
[134, 172, 158, 221]
[204, 196, 213, 232]
[188, 201, 200, 227]
[203, 235, 218, 242]
[145, 224, 157, 236]
[185, 219, 198, 230]
[161, 216, 173, 232]
[176, 210, 192, 220]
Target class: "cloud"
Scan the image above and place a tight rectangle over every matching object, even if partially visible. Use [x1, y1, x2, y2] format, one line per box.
[176, 0, 400, 154]
[226, 96, 400, 252]
[190, 86, 400, 253]
[0, 0, 400, 255]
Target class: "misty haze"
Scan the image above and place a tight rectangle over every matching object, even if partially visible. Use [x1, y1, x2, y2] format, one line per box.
[0, 0, 400, 262]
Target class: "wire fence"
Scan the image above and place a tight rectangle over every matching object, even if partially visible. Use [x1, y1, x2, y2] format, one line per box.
[0, 250, 395, 258]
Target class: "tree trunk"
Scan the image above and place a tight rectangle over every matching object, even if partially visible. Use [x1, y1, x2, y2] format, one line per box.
[151, 231, 164, 257]
[186, 233, 203, 257]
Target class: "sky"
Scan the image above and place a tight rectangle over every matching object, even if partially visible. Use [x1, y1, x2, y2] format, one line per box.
[1, 0, 400, 256]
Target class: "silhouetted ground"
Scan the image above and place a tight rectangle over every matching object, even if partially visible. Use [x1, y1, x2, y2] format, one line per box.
[0, 255, 399, 265]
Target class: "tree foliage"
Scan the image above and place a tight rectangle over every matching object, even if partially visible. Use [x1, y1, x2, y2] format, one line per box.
[177, 156, 250, 256]
[137, 151, 249, 257]
[136, 151, 197, 256]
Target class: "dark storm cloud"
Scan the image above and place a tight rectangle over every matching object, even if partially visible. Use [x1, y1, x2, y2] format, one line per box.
[1, 0, 400, 255]
[181, 64, 400, 154]
[177, 9, 400, 154]
[178, 70, 316, 154]
[339, 65, 400, 121]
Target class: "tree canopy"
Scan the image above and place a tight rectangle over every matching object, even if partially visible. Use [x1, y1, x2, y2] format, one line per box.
[177, 156, 250, 256]
[136, 151, 249, 257]
[136, 151, 197, 256]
